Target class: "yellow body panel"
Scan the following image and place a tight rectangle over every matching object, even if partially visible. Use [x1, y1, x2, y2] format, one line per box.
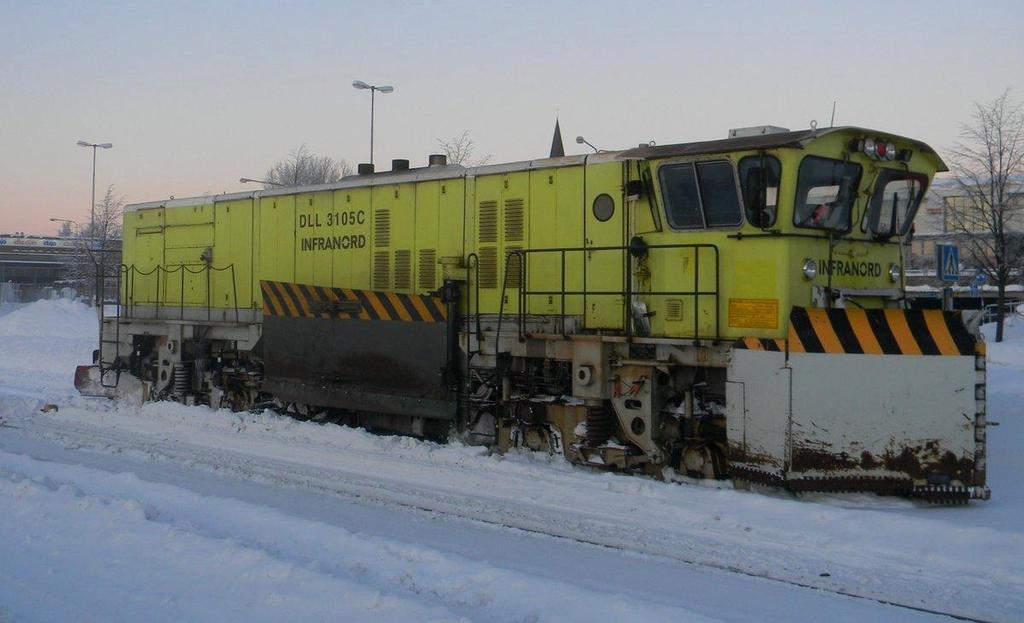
[123, 207, 165, 305]
[328, 187, 371, 288]
[213, 198, 254, 310]
[258, 194, 296, 285]
[121, 128, 942, 341]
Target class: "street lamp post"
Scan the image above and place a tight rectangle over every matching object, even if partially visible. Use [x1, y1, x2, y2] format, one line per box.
[77, 140, 112, 306]
[77, 141, 113, 239]
[51, 217, 106, 355]
[352, 80, 394, 167]
[239, 177, 285, 187]
[576, 135, 600, 153]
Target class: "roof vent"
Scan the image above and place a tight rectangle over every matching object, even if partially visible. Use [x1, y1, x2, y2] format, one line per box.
[392, 159, 410, 171]
[428, 154, 447, 167]
[728, 125, 791, 139]
[357, 163, 375, 175]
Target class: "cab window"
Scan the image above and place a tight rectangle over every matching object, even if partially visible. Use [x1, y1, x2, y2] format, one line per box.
[659, 160, 742, 229]
[863, 169, 927, 237]
[738, 155, 781, 228]
[794, 156, 862, 231]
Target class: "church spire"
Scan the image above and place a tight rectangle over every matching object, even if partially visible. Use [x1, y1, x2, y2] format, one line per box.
[549, 118, 565, 158]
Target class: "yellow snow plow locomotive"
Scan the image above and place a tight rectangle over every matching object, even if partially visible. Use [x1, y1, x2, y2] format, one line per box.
[79, 125, 989, 502]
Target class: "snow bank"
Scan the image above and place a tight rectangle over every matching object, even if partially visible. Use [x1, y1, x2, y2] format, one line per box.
[981, 308, 1024, 367]
[0, 450, 716, 623]
[0, 302, 26, 319]
[0, 456, 462, 623]
[0, 298, 96, 339]
[0, 299, 96, 401]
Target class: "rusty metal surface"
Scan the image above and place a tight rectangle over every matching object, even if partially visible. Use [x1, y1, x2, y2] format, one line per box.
[789, 442, 976, 484]
[730, 465, 989, 504]
[727, 446, 784, 471]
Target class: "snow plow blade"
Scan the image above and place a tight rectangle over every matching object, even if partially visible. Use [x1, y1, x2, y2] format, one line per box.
[726, 307, 989, 503]
[74, 364, 147, 404]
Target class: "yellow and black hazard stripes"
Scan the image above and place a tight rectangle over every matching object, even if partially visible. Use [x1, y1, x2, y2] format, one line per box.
[735, 307, 978, 356]
[787, 307, 976, 356]
[737, 336, 787, 352]
[260, 280, 447, 323]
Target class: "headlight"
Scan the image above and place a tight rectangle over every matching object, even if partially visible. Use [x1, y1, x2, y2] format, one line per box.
[889, 263, 902, 283]
[885, 142, 897, 161]
[863, 138, 876, 158]
[802, 259, 817, 280]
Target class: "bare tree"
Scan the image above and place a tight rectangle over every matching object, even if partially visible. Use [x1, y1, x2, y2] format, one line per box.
[55, 220, 73, 237]
[65, 185, 124, 305]
[90, 184, 124, 241]
[436, 131, 491, 166]
[947, 90, 1024, 342]
[265, 145, 352, 187]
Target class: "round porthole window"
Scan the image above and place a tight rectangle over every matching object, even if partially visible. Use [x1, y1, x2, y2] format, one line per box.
[592, 193, 615, 222]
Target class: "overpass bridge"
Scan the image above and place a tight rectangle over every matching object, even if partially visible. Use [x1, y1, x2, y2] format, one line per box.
[0, 234, 120, 303]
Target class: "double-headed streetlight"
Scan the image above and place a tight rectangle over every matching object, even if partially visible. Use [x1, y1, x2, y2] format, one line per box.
[77, 141, 113, 240]
[352, 80, 394, 167]
[77, 140, 112, 306]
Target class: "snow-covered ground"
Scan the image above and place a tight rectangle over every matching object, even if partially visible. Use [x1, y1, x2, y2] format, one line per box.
[1, 300, 1021, 622]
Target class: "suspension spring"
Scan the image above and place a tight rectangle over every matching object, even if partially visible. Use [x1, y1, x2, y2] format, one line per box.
[585, 405, 615, 446]
[173, 362, 192, 397]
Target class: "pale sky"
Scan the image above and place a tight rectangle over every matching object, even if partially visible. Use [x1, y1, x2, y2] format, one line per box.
[1, 0, 1022, 235]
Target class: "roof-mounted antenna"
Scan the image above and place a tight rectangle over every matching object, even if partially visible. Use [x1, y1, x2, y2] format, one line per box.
[830, 100, 837, 128]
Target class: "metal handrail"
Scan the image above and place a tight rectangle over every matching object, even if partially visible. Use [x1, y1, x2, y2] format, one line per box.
[120, 263, 240, 324]
[98, 263, 126, 387]
[496, 242, 720, 344]
[462, 253, 481, 432]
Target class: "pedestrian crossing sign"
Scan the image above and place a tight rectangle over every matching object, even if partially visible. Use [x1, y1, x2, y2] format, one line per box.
[937, 245, 960, 282]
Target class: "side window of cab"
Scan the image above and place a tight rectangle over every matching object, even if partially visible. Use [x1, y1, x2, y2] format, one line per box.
[738, 155, 781, 228]
[658, 160, 743, 230]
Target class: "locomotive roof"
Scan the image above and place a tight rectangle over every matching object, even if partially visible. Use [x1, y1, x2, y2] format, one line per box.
[618, 126, 945, 166]
[126, 127, 944, 211]
[125, 151, 624, 211]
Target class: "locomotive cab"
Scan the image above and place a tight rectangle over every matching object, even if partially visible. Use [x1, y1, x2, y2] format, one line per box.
[608, 128, 985, 500]
[622, 127, 943, 340]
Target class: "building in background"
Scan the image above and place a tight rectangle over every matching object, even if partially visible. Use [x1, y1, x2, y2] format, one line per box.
[909, 177, 1024, 271]
[0, 233, 121, 304]
[905, 177, 1023, 311]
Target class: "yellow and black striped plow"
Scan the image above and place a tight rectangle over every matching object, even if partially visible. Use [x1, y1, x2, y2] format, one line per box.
[260, 280, 447, 323]
[735, 307, 978, 356]
[736, 337, 787, 352]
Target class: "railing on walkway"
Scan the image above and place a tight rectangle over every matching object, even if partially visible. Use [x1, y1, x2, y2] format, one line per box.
[496, 243, 720, 342]
[119, 263, 240, 324]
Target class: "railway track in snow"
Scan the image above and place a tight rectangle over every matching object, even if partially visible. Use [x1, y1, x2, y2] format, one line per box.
[6, 412, 1011, 623]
